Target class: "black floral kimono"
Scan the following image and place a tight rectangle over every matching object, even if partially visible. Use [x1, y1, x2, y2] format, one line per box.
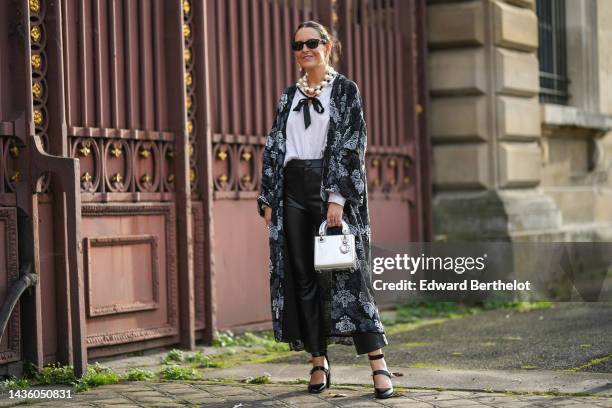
[257, 73, 385, 351]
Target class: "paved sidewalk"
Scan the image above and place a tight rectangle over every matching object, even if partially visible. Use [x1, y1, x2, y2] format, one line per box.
[1, 379, 611, 407]
[0, 361, 610, 408]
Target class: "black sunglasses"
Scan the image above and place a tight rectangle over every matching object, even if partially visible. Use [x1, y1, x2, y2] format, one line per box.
[291, 38, 327, 51]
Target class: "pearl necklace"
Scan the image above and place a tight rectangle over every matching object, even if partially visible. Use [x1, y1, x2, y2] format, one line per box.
[296, 66, 337, 97]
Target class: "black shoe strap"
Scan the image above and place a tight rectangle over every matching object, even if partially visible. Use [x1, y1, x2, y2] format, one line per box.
[310, 366, 329, 375]
[372, 369, 392, 378]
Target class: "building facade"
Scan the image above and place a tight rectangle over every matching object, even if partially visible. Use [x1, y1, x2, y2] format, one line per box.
[427, 0, 612, 241]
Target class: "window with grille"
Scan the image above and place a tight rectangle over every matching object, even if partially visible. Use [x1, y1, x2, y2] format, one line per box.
[536, 0, 569, 104]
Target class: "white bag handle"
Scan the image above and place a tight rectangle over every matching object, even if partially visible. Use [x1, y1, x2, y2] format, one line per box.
[318, 220, 351, 237]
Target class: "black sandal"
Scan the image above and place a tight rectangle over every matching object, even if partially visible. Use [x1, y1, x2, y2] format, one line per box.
[369, 353, 393, 399]
[308, 354, 331, 394]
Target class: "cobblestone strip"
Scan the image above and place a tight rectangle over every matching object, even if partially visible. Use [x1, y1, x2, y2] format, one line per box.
[1, 381, 610, 407]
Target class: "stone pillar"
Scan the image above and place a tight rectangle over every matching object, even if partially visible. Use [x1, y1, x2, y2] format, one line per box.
[427, 0, 562, 240]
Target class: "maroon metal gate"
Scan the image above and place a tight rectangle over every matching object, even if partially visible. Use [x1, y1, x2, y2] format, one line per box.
[0, 0, 429, 377]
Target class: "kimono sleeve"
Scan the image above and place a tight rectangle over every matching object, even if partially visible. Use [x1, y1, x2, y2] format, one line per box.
[257, 91, 286, 218]
[325, 82, 367, 207]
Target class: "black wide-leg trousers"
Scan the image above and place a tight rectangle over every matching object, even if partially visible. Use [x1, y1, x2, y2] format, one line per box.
[283, 158, 387, 357]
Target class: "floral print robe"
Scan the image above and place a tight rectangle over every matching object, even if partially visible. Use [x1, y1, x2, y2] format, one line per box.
[257, 73, 385, 351]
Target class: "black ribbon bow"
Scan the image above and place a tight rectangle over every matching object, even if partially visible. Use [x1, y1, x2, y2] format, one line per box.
[293, 94, 324, 129]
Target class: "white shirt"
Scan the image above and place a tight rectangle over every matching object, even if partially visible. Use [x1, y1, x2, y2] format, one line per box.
[283, 76, 346, 207]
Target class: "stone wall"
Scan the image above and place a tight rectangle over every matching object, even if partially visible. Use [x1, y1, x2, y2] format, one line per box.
[427, 0, 562, 240]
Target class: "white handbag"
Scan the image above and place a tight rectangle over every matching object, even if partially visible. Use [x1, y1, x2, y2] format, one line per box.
[314, 220, 357, 272]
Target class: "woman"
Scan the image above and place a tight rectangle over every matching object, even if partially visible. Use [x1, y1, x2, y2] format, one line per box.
[257, 20, 393, 399]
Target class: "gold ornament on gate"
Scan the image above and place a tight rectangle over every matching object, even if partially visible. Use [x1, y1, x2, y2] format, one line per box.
[81, 172, 93, 183]
[32, 81, 43, 99]
[183, 24, 191, 38]
[241, 150, 252, 162]
[185, 73, 193, 86]
[184, 48, 192, 62]
[79, 144, 91, 157]
[110, 145, 122, 157]
[31, 26, 41, 43]
[217, 150, 228, 161]
[31, 54, 42, 70]
[183, 0, 190, 15]
[111, 173, 124, 184]
[140, 174, 151, 184]
[167, 174, 175, 183]
[29, 0, 40, 14]
[33, 109, 43, 126]
[139, 147, 151, 158]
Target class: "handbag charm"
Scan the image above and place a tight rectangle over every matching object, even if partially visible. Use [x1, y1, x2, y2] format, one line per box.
[314, 220, 357, 272]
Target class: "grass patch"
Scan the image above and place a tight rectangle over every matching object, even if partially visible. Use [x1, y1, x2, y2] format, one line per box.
[158, 365, 201, 380]
[186, 351, 221, 368]
[283, 378, 309, 385]
[74, 363, 120, 392]
[0, 377, 31, 390]
[12, 361, 127, 393]
[35, 363, 77, 385]
[242, 373, 271, 384]
[564, 354, 612, 372]
[200, 348, 295, 370]
[161, 348, 222, 368]
[212, 330, 289, 352]
[124, 368, 155, 381]
[161, 349, 184, 365]
[520, 364, 539, 369]
[382, 301, 478, 326]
